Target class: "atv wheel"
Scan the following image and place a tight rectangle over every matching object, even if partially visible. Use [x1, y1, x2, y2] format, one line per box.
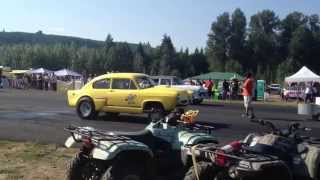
[101, 159, 147, 180]
[184, 161, 218, 180]
[77, 97, 98, 120]
[65, 153, 89, 180]
[312, 114, 319, 120]
[317, 165, 320, 180]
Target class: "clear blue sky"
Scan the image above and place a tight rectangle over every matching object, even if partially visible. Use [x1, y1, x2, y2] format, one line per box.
[0, 0, 319, 51]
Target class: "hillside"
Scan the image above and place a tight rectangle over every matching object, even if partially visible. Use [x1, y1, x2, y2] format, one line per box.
[0, 31, 139, 50]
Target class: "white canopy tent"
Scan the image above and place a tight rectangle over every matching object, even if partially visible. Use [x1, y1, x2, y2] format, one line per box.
[27, 68, 53, 74]
[285, 66, 320, 83]
[54, 69, 82, 77]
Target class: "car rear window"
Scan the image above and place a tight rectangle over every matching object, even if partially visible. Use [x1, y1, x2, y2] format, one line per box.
[160, 79, 171, 85]
[112, 79, 137, 89]
[92, 79, 111, 89]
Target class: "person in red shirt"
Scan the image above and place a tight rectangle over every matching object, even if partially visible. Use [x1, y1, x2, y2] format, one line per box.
[242, 72, 255, 119]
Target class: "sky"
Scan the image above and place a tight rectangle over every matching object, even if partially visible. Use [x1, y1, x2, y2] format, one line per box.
[0, 0, 319, 51]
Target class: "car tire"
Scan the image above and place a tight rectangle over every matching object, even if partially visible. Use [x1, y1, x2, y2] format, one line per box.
[100, 156, 149, 180]
[147, 103, 165, 122]
[192, 99, 203, 105]
[184, 161, 218, 180]
[76, 97, 98, 120]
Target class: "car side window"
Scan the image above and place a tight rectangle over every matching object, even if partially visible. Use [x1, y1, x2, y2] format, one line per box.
[152, 78, 159, 85]
[160, 79, 171, 85]
[92, 79, 110, 89]
[112, 79, 137, 89]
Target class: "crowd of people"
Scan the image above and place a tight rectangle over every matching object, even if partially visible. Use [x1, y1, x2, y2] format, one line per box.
[0, 73, 88, 91]
[190, 79, 241, 100]
[282, 81, 320, 103]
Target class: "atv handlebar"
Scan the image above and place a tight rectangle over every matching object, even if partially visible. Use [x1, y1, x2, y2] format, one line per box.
[250, 119, 311, 138]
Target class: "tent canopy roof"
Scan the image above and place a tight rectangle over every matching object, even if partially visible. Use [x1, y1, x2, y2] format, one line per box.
[54, 69, 82, 77]
[189, 72, 244, 81]
[285, 66, 320, 83]
[27, 68, 53, 74]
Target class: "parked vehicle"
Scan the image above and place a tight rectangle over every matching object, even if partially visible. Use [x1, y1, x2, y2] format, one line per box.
[267, 84, 281, 94]
[151, 76, 207, 105]
[64, 109, 218, 180]
[67, 73, 189, 120]
[185, 120, 320, 180]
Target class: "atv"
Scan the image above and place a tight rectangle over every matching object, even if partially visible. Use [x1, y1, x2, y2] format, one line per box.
[64, 109, 218, 180]
[184, 120, 320, 180]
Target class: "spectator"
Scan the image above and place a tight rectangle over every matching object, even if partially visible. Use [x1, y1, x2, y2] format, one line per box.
[222, 80, 230, 100]
[305, 83, 313, 103]
[242, 72, 255, 119]
[205, 79, 213, 99]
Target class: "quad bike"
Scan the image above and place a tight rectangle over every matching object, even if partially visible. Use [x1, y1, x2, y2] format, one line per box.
[184, 120, 320, 180]
[64, 109, 218, 180]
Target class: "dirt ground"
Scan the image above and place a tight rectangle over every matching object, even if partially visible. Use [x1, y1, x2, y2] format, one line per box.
[0, 141, 77, 180]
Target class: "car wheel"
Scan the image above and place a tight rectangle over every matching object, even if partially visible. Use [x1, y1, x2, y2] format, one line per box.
[192, 99, 203, 105]
[76, 97, 98, 120]
[147, 103, 164, 122]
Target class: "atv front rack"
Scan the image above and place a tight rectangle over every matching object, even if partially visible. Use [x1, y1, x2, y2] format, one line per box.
[65, 125, 132, 143]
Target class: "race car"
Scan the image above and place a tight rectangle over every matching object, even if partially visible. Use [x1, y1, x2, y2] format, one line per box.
[67, 73, 189, 120]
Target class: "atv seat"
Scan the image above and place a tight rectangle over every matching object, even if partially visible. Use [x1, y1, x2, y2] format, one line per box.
[243, 144, 292, 162]
[109, 130, 171, 151]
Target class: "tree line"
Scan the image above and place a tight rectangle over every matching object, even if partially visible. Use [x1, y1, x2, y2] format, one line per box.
[0, 9, 319, 83]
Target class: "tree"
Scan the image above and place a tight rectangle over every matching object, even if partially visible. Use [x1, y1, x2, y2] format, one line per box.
[133, 43, 147, 73]
[279, 12, 308, 60]
[248, 10, 280, 76]
[104, 43, 133, 72]
[229, 8, 247, 69]
[207, 12, 231, 72]
[105, 34, 114, 51]
[158, 34, 176, 75]
[190, 48, 208, 76]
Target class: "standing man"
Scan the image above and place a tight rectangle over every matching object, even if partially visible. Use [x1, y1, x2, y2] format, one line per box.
[242, 72, 255, 119]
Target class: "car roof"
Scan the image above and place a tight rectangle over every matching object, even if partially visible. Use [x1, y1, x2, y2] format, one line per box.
[151, 75, 177, 79]
[94, 73, 148, 80]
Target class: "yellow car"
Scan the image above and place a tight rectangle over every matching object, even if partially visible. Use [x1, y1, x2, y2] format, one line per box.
[67, 73, 189, 120]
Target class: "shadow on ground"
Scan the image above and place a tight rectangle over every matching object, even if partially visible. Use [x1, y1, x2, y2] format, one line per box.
[97, 114, 150, 124]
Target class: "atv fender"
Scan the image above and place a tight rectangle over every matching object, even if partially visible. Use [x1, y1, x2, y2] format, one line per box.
[177, 131, 218, 148]
[303, 144, 320, 179]
[92, 140, 153, 161]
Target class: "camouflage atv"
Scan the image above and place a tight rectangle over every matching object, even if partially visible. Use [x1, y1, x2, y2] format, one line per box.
[64, 109, 217, 180]
[184, 120, 320, 180]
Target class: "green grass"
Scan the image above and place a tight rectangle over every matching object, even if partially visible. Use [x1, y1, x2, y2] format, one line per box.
[0, 141, 77, 180]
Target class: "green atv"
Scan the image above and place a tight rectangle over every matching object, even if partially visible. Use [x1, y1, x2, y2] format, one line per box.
[64, 109, 218, 180]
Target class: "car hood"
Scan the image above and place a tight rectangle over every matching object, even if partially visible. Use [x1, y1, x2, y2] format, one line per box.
[143, 85, 187, 94]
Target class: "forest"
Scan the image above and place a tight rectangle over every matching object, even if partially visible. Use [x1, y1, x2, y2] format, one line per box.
[0, 9, 319, 83]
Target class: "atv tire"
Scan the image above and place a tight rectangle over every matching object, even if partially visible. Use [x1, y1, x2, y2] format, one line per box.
[101, 158, 148, 180]
[65, 153, 89, 180]
[77, 97, 98, 120]
[184, 161, 218, 180]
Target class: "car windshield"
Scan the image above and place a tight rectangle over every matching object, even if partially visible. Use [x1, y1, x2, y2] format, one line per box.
[135, 76, 155, 89]
[172, 78, 184, 85]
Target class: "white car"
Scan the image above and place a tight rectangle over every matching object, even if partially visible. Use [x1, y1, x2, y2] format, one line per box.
[151, 76, 207, 104]
[267, 84, 281, 94]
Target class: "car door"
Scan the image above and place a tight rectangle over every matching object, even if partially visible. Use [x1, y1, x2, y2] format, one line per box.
[108, 78, 141, 108]
[91, 78, 112, 107]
